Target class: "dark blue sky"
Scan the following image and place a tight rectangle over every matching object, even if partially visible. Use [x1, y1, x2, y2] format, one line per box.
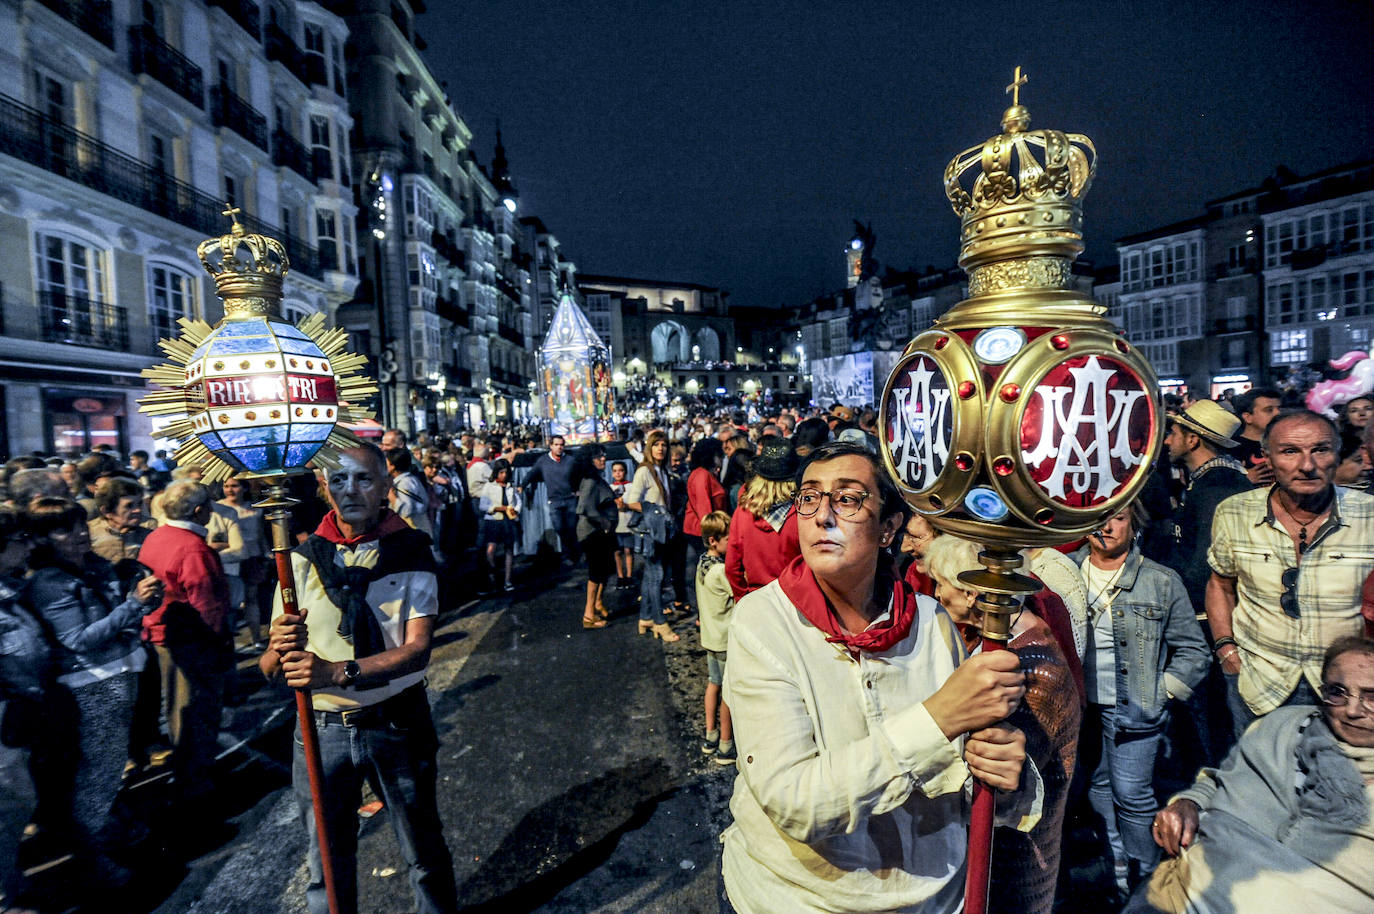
[420, 0, 1374, 309]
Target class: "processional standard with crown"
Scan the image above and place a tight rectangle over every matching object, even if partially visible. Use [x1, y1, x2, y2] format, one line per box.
[878, 70, 1163, 912]
[139, 208, 378, 914]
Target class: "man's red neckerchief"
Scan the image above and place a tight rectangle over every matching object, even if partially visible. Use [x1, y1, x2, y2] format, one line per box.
[315, 509, 410, 547]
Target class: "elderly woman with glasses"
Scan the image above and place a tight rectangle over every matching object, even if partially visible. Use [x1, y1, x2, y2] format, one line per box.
[721, 442, 1042, 914]
[1136, 635, 1374, 913]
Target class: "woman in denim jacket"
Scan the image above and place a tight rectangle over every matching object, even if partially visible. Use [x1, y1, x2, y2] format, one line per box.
[1071, 500, 1209, 898]
[27, 496, 161, 888]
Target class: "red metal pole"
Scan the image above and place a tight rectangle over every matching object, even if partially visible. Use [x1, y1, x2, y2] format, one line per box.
[959, 549, 1036, 914]
[263, 481, 342, 914]
[962, 632, 1005, 914]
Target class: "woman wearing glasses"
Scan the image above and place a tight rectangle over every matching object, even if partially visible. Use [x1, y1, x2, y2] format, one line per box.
[1141, 635, 1374, 913]
[721, 442, 1040, 914]
[1073, 502, 1210, 899]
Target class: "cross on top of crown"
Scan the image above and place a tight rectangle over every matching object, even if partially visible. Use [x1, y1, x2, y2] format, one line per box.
[1005, 66, 1028, 106]
[222, 204, 245, 234]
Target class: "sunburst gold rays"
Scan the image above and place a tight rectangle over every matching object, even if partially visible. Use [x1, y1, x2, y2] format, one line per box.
[139, 310, 380, 481]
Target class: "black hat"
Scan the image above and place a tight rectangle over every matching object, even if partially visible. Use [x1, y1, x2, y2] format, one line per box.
[751, 437, 799, 482]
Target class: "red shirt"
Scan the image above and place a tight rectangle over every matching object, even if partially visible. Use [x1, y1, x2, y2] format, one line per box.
[684, 467, 728, 538]
[139, 524, 231, 645]
[724, 504, 801, 601]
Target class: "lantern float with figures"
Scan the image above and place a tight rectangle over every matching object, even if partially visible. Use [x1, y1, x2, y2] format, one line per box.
[139, 208, 378, 914]
[537, 289, 616, 443]
[878, 70, 1162, 913]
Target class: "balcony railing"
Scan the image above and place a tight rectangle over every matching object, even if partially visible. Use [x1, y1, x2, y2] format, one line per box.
[446, 367, 473, 388]
[206, 0, 261, 41]
[265, 23, 308, 83]
[0, 93, 322, 278]
[36, 0, 114, 47]
[129, 25, 204, 107]
[491, 366, 525, 386]
[38, 290, 129, 350]
[498, 324, 523, 346]
[272, 128, 312, 179]
[435, 297, 469, 328]
[210, 84, 268, 150]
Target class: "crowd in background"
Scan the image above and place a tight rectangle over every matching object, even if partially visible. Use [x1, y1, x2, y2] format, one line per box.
[2, 386, 1373, 913]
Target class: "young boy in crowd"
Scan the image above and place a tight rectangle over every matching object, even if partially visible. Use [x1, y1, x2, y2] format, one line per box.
[697, 510, 736, 764]
[610, 460, 634, 588]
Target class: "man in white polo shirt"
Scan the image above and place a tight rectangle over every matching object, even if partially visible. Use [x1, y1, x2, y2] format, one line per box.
[261, 442, 455, 914]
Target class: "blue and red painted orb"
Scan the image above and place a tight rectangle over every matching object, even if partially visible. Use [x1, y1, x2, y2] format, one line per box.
[181, 318, 340, 474]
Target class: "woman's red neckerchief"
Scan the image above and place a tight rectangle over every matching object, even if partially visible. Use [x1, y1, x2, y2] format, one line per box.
[777, 555, 916, 654]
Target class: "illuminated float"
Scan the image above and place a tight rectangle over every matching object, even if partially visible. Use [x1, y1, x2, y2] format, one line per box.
[537, 290, 615, 443]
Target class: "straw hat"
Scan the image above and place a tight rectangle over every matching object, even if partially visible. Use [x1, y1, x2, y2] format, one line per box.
[1172, 400, 1241, 448]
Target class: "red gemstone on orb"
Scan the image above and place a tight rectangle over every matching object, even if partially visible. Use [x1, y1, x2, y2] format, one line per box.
[929, 495, 944, 510]
[993, 456, 1015, 476]
[934, 336, 949, 350]
[1000, 383, 1021, 402]
[1115, 339, 1130, 352]
[954, 452, 974, 471]
[1051, 334, 1070, 350]
[1035, 508, 1055, 525]
[958, 380, 975, 399]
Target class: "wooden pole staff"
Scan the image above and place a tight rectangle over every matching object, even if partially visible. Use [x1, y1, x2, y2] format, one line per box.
[259, 479, 342, 914]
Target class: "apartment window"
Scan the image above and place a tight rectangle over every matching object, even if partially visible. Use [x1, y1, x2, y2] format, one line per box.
[1343, 207, 1360, 245]
[310, 115, 332, 181]
[141, 0, 164, 34]
[224, 174, 239, 208]
[216, 59, 236, 93]
[1271, 329, 1310, 365]
[399, 130, 415, 165]
[149, 133, 170, 175]
[35, 233, 106, 302]
[1222, 338, 1246, 368]
[148, 264, 195, 343]
[1268, 281, 1295, 325]
[334, 123, 350, 186]
[330, 38, 346, 96]
[1309, 213, 1327, 249]
[32, 70, 72, 125]
[1227, 243, 1246, 270]
[280, 205, 296, 237]
[303, 22, 324, 56]
[316, 209, 338, 269]
[343, 220, 356, 275]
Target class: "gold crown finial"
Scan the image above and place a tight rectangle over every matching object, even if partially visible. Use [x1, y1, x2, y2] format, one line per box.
[197, 206, 289, 320]
[1005, 66, 1027, 107]
[942, 75, 1096, 297]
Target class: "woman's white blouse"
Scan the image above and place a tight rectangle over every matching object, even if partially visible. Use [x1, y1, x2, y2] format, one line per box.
[624, 464, 668, 507]
[722, 579, 1042, 914]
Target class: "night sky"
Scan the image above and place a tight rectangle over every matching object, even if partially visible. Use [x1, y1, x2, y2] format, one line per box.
[419, 0, 1374, 310]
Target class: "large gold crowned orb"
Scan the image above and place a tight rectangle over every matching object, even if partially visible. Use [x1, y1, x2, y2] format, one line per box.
[879, 73, 1162, 549]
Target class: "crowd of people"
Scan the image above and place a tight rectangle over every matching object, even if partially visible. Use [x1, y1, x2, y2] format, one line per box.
[2, 388, 1373, 913]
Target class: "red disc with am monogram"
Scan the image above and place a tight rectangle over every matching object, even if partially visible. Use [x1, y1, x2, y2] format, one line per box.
[1018, 353, 1156, 509]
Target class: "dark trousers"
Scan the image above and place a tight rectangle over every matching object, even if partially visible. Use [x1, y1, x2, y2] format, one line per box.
[153, 639, 227, 803]
[548, 500, 580, 563]
[293, 692, 457, 914]
[667, 532, 692, 605]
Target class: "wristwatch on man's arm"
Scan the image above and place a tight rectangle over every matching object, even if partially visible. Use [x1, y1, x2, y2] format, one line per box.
[341, 660, 361, 688]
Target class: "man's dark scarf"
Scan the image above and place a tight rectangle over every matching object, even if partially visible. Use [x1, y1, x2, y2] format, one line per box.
[297, 509, 435, 684]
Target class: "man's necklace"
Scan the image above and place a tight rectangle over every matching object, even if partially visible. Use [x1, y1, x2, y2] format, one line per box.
[1275, 492, 1332, 554]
